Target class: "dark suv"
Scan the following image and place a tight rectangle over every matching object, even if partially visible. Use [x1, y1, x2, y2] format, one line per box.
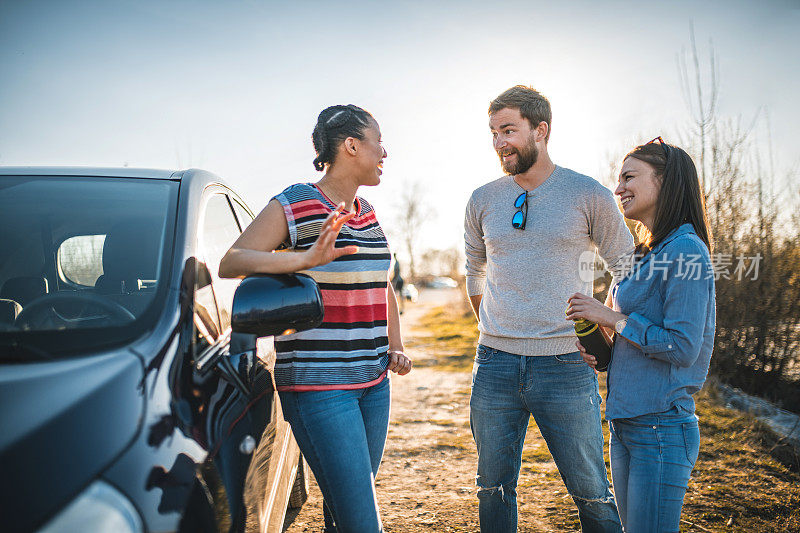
[0, 167, 323, 533]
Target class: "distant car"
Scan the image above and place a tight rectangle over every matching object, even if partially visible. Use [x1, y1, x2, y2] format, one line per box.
[0, 167, 323, 533]
[400, 283, 419, 302]
[427, 276, 458, 289]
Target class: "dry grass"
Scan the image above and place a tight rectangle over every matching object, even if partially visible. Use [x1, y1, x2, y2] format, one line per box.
[683, 386, 800, 531]
[418, 304, 800, 532]
[411, 306, 479, 371]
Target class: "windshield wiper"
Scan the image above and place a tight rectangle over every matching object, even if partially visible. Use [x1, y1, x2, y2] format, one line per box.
[0, 339, 54, 362]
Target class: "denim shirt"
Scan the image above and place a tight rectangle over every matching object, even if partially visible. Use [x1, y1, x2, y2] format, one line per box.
[605, 224, 716, 420]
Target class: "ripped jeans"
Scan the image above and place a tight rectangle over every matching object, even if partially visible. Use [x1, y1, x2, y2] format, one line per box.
[470, 346, 622, 532]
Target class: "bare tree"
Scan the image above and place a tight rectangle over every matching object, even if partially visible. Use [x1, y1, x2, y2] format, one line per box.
[677, 21, 719, 196]
[675, 29, 800, 409]
[418, 247, 463, 279]
[592, 27, 800, 410]
[175, 140, 204, 169]
[393, 181, 433, 281]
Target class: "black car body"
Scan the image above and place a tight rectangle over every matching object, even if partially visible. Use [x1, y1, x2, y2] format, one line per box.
[0, 167, 322, 532]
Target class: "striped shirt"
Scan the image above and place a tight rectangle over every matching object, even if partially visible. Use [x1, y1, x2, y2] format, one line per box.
[272, 183, 391, 391]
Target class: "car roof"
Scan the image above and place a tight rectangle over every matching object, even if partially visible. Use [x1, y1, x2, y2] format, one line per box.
[0, 166, 180, 180]
[0, 167, 245, 208]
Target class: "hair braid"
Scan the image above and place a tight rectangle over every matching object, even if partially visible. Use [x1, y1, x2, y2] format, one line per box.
[312, 125, 328, 171]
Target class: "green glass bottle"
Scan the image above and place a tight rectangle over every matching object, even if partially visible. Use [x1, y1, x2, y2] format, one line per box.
[573, 318, 612, 372]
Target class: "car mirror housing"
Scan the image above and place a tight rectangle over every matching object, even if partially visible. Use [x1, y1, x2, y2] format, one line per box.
[231, 274, 324, 337]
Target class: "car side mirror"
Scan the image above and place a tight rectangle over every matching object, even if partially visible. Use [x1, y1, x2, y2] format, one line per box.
[231, 274, 324, 336]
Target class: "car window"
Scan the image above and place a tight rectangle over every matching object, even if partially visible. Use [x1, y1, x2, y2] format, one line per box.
[0, 176, 178, 358]
[193, 260, 221, 353]
[199, 193, 242, 332]
[231, 200, 254, 232]
[57, 235, 106, 287]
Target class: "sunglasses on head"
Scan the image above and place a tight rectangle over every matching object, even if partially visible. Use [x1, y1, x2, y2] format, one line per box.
[647, 136, 670, 159]
[512, 191, 527, 230]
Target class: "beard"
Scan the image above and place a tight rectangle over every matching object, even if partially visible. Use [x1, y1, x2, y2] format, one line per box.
[499, 135, 539, 175]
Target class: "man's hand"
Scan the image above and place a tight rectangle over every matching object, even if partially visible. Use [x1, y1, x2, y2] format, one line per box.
[576, 339, 599, 375]
[469, 294, 482, 321]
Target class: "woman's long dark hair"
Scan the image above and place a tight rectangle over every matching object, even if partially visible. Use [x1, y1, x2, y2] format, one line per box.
[625, 141, 712, 254]
[311, 104, 374, 171]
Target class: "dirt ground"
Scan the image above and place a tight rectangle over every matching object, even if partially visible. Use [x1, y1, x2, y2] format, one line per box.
[282, 289, 582, 532]
[281, 288, 800, 532]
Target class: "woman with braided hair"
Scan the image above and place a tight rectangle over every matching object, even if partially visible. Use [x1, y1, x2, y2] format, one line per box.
[220, 104, 410, 532]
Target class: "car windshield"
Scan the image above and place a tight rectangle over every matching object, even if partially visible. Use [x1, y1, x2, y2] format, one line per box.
[0, 175, 178, 360]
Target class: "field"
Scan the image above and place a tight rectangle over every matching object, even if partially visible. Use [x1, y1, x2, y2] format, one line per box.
[284, 289, 800, 532]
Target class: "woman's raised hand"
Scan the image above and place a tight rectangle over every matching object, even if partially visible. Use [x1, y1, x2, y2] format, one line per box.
[303, 203, 359, 268]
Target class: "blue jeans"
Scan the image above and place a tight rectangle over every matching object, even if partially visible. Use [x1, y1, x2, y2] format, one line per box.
[470, 345, 622, 533]
[279, 375, 391, 533]
[609, 409, 700, 533]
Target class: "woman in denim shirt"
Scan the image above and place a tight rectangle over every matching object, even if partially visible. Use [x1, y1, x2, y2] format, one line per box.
[566, 139, 715, 533]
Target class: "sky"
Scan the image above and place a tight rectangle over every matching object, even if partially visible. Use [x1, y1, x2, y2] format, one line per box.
[1, 0, 798, 256]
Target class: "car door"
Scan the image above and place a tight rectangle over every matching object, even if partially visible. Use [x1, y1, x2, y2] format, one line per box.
[226, 194, 304, 531]
[194, 190, 299, 532]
